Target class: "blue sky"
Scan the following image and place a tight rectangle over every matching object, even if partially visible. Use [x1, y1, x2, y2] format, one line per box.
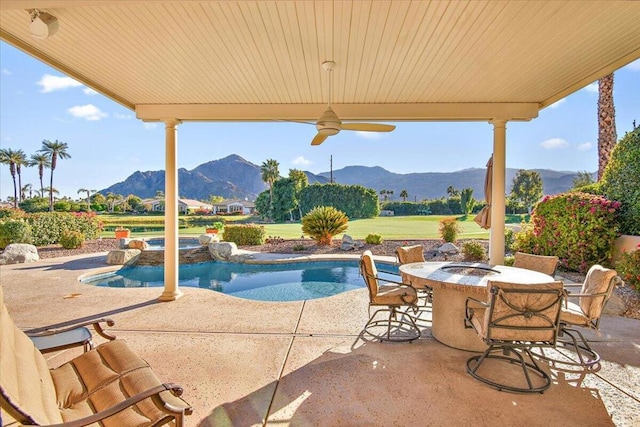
[1, 41, 639, 200]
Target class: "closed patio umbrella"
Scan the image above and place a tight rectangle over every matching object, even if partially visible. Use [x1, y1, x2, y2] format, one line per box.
[474, 155, 493, 229]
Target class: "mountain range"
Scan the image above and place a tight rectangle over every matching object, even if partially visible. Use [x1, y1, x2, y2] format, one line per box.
[99, 154, 584, 201]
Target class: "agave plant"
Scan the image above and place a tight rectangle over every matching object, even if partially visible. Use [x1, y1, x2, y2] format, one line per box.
[301, 206, 348, 246]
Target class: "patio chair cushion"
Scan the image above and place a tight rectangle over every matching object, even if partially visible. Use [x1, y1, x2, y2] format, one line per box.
[577, 265, 618, 320]
[360, 250, 379, 301]
[373, 285, 418, 306]
[559, 300, 590, 326]
[396, 245, 425, 264]
[513, 252, 558, 276]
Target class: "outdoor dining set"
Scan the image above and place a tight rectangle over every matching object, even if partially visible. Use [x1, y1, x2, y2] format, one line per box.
[359, 246, 621, 394]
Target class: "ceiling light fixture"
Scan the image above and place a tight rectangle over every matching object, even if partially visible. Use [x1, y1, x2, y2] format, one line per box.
[28, 9, 58, 39]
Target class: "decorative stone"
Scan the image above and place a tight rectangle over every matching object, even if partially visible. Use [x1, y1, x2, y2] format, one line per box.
[340, 235, 357, 251]
[437, 242, 459, 255]
[128, 239, 149, 250]
[208, 242, 238, 261]
[198, 234, 220, 245]
[117, 238, 131, 249]
[0, 244, 39, 265]
[106, 249, 141, 265]
[603, 292, 626, 316]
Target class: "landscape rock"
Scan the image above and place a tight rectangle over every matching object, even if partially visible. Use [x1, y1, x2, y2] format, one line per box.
[128, 239, 149, 250]
[341, 234, 362, 251]
[0, 244, 39, 265]
[198, 234, 220, 245]
[106, 249, 141, 265]
[437, 242, 459, 255]
[209, 242, 238, 261]
[603, 292, 626, 316]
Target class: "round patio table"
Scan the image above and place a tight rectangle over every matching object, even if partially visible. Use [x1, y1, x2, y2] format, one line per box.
[399, 262, 555, 352]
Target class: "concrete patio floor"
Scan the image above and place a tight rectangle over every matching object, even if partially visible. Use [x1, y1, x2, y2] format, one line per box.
[1, 253, 639, 426]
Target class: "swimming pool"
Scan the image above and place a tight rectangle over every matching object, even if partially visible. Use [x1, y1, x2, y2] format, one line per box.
[81, 260, 400, 302]
[144, 237, 201, 250]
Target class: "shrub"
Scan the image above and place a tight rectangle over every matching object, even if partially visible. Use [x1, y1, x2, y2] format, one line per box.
[299, 184, 379, 219]
[0, 208, 26, 219]
[503, 255, 515, 266]
[600, 126, 640, 235]
[0, 219, 33, 249]
[223, 224, 265, 245]
[292, 243, 306, 251]
[301, 206, 349, 246]
[59, 230, 85, 249]
[520, 192, 620, 272]
[26, 212, 102, 246]
[616, 244, 640, 291]
[504, 228, 515, 253]
[365, 233, 383, 245]
[439, 217, 461, 243]
[462, 240, 486, 261]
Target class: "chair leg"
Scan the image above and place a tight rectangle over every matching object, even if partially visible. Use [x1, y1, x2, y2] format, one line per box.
[362, 306, 421, 343]
[531, 326, 601, 368]
[467, 345, 551, 393]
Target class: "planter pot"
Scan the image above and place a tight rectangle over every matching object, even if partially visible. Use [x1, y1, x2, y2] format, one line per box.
[115, 230, 131, 239]
[206, 228, 219, 235]
[613, 234, 640, 263]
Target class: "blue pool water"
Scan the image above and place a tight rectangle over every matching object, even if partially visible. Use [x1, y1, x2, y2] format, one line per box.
[81, 261, 399, 302]
[144, 238, 201, 250]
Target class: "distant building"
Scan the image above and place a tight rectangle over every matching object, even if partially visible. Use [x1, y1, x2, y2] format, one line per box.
[211, 199, 256, 215]
[141, 198, 213, 214]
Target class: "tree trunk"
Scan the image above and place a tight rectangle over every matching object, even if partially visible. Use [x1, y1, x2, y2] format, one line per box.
[598, 73, 616, 181]
[10, 173, 17, 209]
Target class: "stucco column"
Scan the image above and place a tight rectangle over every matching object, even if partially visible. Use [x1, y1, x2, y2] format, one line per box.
[159, 118, 183, 301]
[489, 119, 507, 265]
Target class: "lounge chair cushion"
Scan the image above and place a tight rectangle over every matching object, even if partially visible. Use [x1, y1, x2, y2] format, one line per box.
[578, 265, 618, 320]
[373, 285, 418, 306]
[560, 301, 590, 326]
[513, 252, 558, 276]
[396, 245, 425, 264]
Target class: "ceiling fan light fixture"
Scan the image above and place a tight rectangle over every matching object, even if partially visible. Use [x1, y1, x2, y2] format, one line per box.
[28, 9, 58, 39]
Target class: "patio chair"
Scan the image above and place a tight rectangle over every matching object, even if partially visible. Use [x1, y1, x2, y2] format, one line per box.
[26, 318, 116, 354]
[544, 264, 622, 367]
[0, 287, 192, 426]
[464, 280, 565, 393]
[360, 250, 421, 342]
[513, 252, 559, 276]
[395, 244, 432, 305]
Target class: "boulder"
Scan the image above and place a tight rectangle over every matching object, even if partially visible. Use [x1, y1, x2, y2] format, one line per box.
[127, 239, 149, 250]
[603, 292, 626, 316]
[106, 249, 141, 265]
[437, 242, 459, 255]
[208, 242, 238, 261]
[0, 244, 39, 265]
[198, 234, 220, 245]
[341, 234, 359, 251]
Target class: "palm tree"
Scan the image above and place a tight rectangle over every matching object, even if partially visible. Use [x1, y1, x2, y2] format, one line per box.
[106, 192, 122, 212]
[38, 139, 71, 212]
[21, 184, 32, 201]
[0, 148, 24, 208]
[29, 153, 51, 197]
[78, 188, 96, 212]
[598, 73, 616, 181]
[14, 150, 28, 204]
[400, 189, 408, 201]
[260, 159, 280, 217]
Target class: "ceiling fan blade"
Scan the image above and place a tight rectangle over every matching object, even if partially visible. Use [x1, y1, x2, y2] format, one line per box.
[341, 123, 396, 132]
[311, 133, 329, 146]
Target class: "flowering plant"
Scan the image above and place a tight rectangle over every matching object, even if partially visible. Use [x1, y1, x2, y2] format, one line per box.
[617, 244, 640, 291]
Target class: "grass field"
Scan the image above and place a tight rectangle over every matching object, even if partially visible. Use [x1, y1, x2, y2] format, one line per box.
[97, 214, 528, 240]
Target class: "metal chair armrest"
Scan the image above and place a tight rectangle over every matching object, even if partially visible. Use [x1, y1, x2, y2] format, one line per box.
[464, 297, 488, 328]
[26, 318, 116, 341]
[45, 383, 191, 427]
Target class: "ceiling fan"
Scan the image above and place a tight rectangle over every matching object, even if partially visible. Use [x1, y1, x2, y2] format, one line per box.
[308, 61, 396, 146]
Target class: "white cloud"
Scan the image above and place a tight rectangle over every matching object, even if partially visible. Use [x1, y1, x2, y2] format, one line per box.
[548, 98, 566, 109]
[292, 156, 311, 166]
[1, 68, 10, 75]
[624, 58, 640, 71]
[583, 82, 598, 93]
[83, 87, 98, 95]
[114, 113, 132, 120]
[540, 138, 569, 149]
[355, 131, 383, 140]
[68, 104, 108, 121]
[37, 74, 82, 93]
[576, 142, 593, 151]
[142, 122, 158, 130]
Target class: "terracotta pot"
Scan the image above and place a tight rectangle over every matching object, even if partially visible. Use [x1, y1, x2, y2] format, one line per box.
[114, 230, 130, 239]
[206, 228, 219, 235]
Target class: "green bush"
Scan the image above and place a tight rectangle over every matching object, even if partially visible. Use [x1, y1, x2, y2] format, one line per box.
[0, 208, 25, 220]
[59, 230, 85, 249]
[600, 126, 640, 235]
[301, 206, 349, 246]
[0, 219, 33, 249]
[365, 233, 383, 245]
[521, 192, 620, 272]
[504, 255, 515, 266]
[616, 245, 640, 291]
[299, 184, 379, 219]
[504, 228, 515, 253]
[223, 224, 265, 245]
[462, 240, 486, 261]
[26, 212, 102, 246]
[438, 217, 461, 243]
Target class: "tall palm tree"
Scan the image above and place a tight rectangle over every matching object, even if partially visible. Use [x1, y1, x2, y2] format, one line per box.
[14, 150, 28, 204]
[597, 73, 616, 181]
[400, 189, 408, 201]
[260, 159, 280, 217]
[29, 153, 51, 197]
[0, 148, 23, 208]
[21, 184, 32, 201]
[39, 140, 71, 211]
[78, 188, 96, 212]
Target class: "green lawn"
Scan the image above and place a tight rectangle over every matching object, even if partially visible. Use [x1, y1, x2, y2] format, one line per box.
[96, 214, 519, 240]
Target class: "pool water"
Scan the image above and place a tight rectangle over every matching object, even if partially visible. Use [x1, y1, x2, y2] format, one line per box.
[144, 237, 201, 250]
[81, 261, 400, 302]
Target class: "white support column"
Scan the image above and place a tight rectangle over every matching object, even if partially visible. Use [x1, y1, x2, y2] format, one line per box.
[489, 119, 507, 266]
[159, 118, 183, 301]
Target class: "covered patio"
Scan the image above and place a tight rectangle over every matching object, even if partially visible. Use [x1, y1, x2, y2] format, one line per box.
[1, 253, 639, 426]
